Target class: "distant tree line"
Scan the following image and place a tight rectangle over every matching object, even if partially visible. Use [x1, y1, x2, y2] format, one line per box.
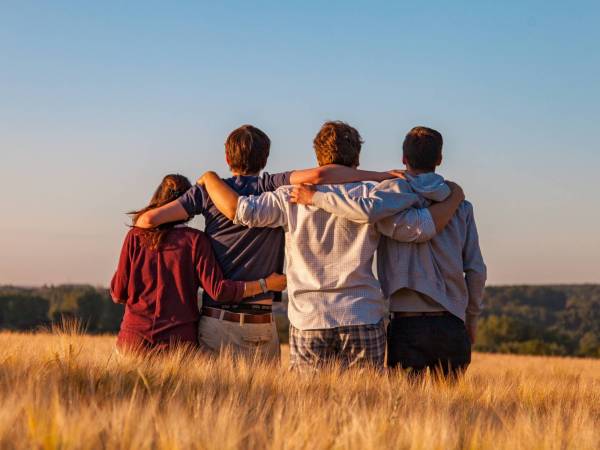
[0, 284, 598, 358]
[475, 285, 600, 358]
[0, 285, 123, 333]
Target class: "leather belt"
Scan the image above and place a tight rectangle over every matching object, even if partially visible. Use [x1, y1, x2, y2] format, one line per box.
[202, 307, 273, 324]
[390, 311, 450, 319]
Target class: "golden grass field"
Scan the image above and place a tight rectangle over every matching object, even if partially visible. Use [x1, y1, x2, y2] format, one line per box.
[0, 327, 598, 450]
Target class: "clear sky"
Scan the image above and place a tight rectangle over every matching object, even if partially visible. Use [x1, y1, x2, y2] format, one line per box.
[1, 1, 599, 286]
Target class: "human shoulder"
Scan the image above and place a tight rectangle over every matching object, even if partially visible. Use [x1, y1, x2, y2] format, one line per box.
[312, 181, 376, 196]
[257, 171, 292, 193]
[453, 200, 475, 224]
[119, 228, 136, 247]
[177, 225, 205, 237]
[371, 178, 413, 194]
[175, 226, 212, 249]
[460, 200, 474, 213]
[128, 227, 146, 240]
[178, 184, 210, 217]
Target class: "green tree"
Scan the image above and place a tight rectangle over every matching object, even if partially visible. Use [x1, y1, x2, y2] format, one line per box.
[0, 294, 49, 330]
[578, 332, 600, 357]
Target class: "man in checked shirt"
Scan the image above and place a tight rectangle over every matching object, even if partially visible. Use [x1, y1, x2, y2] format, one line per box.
[198, 121, 464, 371]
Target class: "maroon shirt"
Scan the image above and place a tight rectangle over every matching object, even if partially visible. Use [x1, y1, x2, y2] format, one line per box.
[110, 226, 244, 348]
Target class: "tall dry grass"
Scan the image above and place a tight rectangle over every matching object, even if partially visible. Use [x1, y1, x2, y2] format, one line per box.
[0, 325, 598, 450]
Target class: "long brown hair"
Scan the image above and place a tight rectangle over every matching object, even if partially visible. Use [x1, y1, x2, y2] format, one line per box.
[129, 174, 192, 250]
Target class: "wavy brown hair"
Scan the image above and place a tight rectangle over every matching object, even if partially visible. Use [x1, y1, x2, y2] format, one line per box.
[313, 121, 363, 168]
[129, 174, 192, 250]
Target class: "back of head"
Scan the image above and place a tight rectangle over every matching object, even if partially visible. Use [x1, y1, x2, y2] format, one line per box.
[225, 125, 271, 175]
[130, 174, 192, 250]
[402, 126, 443, 172]
[313, 121, 363, 167]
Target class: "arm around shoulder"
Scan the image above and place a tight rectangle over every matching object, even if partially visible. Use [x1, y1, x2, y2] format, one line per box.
[289, 164, 396, 185]
[427, 182, 465, 233]
[200, 171, 239, 220]
[376, 207, 437, 243]
[234, 190, 288, 229]
[135, 200, 189, 228]
[291, 180, 419, 224]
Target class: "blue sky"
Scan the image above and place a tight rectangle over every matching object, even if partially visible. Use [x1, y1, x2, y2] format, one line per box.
[1, 1, 599, 285]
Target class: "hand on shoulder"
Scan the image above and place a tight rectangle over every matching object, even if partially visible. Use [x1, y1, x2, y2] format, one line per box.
[289, 183, 317, 205]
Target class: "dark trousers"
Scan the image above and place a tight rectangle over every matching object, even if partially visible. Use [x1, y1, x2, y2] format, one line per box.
[387, 314, 471, 378]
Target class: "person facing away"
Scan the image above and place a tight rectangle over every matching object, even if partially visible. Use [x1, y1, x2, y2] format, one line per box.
[291, 126, 487, 377]
[134, 125, 402, 361]
[110, 174, 287, 354]
[199, 121, 465, 371]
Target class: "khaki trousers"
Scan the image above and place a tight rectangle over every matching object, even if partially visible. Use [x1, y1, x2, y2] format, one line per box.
[198, 315, 280, 362]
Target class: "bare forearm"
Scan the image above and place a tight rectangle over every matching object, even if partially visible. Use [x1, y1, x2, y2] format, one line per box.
[135, 201, 188, 228]
[317, 165, 395, 183]
[428, 189, 464, 232]
[290, 164, 394, 185]
[135, 210, 159, 228]
[243, 273, 287, 297]
[242, 281, 265, 297]
[201, 172, 240, 220]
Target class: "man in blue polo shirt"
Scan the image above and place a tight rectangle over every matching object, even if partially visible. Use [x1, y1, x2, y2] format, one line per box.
[136, 124, 400, 361]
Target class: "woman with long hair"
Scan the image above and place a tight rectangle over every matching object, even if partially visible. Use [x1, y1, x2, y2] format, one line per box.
[110, 174, 286, 353]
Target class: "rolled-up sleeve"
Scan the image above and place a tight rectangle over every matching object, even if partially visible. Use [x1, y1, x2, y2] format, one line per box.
[376, 208, 436, 243]
[178, 185, 208, 217]
[234, 191, 288, 229]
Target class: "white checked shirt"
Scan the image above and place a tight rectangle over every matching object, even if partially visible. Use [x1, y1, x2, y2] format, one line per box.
[234, 181, 436, 331]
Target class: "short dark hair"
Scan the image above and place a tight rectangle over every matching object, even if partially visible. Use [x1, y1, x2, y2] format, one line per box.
[225, 125, 271, 174]
[402, 126, 443, 171]
[313, 121, 363, 167]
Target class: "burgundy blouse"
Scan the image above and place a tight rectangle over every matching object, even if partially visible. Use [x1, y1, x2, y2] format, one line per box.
[110, 226, 244, 347]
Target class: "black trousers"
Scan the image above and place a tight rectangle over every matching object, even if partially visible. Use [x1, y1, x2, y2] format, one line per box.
[387, 314, 471, 377]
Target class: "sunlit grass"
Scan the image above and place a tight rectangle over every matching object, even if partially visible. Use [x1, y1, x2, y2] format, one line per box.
[0, 327, 598, 449]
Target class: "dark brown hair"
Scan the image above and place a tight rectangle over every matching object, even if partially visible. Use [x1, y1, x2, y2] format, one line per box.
[402, 126, 443, 171]
[313, 121, 363, 167]
[129, 174, 192, 250]
[225, 125, 271, 175]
